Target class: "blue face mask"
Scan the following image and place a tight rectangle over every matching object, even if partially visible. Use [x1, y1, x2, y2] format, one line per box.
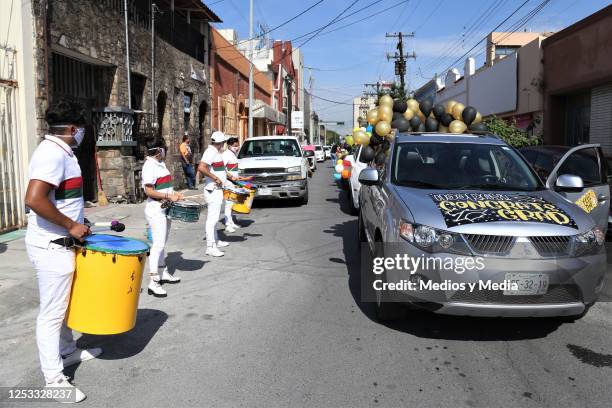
[73, 127, 85, 147]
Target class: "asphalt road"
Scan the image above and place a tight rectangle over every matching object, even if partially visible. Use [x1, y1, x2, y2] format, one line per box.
[2, 162, 612, 408]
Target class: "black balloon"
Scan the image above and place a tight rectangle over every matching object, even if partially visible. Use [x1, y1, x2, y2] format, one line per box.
[370, 131, 383, 146]
[439, 112, 453, 126]
[392, 112, 404, 122]
[433, 103, 446, 120]
[416, 123, 426, 132]
[419, 98, 433, 117]
[409, 116, 422, 129]
[393, 99, 408, 113]
[469, 122, 488, 133]
[374, 151, 386, 165]
[392, 117, 411, 132]
[425, 117, 439, 132]
[462, 106, 477, 126]
[360, 146, 375, 163]
[381, 140, 391, 151]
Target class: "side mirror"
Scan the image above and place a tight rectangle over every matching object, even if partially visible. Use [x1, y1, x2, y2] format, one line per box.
[555, 174, 584, 192]
[358, 168, 379, 186]
[303, 150, 314, 158]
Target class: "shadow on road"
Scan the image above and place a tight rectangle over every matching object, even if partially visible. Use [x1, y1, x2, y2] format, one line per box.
[166, 251, 206, 272]
[0, 243, 6, 254]
[73, 308, 168, 366]
[325, 219, 563, 341]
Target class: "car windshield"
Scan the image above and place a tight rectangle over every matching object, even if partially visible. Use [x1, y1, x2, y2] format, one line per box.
[238, 139, 302, 158]
[392, 142, 543, 191]
[315, 146, 323, 151]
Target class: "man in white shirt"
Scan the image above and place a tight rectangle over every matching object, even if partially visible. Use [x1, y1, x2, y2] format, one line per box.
[198, 131, 230, 257]
[24, 101, 102, 403]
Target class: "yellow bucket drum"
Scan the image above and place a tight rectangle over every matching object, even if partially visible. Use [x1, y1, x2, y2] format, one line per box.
[66, 234, 150, 335]
[232, 188, 256, 214]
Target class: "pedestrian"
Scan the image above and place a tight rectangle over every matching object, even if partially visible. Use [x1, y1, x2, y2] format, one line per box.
[222, 137, 253, 232]
[142, 139, 183, 297]
[198, 131, 230, 257]
[24, 100, 101, 403]
[179, 133, 196, 189]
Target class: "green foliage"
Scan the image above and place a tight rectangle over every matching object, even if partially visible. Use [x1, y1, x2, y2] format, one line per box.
[484, 116, 541, 148]
[325, 129, 341, 144]
[378, 83, 406, 101]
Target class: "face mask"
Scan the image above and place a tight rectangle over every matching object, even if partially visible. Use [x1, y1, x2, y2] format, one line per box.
[159, 148, 166, 160]
[73, 127, 85, 147]
[230, 146, 239, 154]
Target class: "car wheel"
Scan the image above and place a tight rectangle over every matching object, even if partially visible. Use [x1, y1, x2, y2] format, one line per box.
[373, 240, 405, 322]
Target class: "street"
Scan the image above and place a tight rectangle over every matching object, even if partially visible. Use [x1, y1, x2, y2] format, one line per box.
[1, 162, 612, 408]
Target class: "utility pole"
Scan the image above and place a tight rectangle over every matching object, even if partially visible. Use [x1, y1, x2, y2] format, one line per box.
[151, 2, 157, 129]
[248, 0, 254, 138]
[285, 76, 293, 135]
[124, 0, 132, 109]
[386, 32, 416, 94]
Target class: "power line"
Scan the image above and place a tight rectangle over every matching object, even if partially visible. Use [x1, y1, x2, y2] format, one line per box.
[311, 94, 354, 105]
[295, 0, 361, 49]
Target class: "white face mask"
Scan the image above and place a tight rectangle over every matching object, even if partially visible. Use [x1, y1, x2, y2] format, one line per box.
[230, 146, 239, 154]
[73, 127, 85, 147]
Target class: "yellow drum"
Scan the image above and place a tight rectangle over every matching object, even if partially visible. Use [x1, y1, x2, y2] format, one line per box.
[233, 188, 256, 214]
[66, 234, 150, 335]
[223, 186, 249, 204]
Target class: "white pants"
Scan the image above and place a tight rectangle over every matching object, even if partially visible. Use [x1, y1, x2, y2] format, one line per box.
[26, 243, 78, 383]
[145, 203, 171, 277]
[224, 199, 235, 225]
[204, 188, 223, 247]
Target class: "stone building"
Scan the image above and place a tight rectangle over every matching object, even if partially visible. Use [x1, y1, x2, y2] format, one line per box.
[29, 0, 221, 202]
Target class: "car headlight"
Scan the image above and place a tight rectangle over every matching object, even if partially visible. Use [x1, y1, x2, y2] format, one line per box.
[573, 226, 605, 256]
[287, 166, 301, 173]
[399, 220, 472, 255]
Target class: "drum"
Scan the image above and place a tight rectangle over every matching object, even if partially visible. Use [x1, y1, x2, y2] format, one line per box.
[233, 187, 257, 214]
[223, 186, 249, 204]
[167, 200, 202, 222]
[66, 234, 149, 335]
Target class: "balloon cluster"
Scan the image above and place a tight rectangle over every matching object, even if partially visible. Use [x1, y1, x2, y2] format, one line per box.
[366, 95, 488, 135]
[334, 158, 352, 180]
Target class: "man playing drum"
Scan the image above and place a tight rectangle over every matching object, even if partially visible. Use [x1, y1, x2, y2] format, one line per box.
[24, 101, 102, 403]
[198, 131, 230, 257]
[142, 139, 184, 297]
[221, 137, 253, 232]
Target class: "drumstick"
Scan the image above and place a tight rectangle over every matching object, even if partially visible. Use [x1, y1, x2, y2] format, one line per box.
[87, 220, 126, 232]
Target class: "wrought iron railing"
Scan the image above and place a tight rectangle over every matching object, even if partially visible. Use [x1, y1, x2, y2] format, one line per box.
[93, 107, 136, 146]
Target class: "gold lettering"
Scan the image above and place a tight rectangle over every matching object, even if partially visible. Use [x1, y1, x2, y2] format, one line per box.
[497, 209, 518, 220]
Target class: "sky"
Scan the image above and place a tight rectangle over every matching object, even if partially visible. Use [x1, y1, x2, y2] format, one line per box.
[206, 0, 611, 136]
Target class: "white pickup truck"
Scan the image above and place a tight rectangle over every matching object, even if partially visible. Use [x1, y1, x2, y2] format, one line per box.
[237, 136, 314, 205]
[344, 144, 367, 215]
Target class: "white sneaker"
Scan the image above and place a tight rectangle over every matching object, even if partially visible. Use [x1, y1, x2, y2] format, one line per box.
[45, 375, 86, 403]
[216, 240, 230, 248]
[147, 280, 167, 297]
[62, 348, 103, 368]
[224, 225, 237, 233]
[231, 222, 242, 229]
[206, 246, 224, 257]
[160, 267, 181, 284]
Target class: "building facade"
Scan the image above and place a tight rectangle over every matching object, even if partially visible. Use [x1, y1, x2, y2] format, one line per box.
[542, 5, 612, 152]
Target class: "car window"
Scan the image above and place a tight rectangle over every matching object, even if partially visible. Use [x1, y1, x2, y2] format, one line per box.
[238, 139, 301, 158]
[392, 142, 542, 191]
[533, 153, 558, 181]
[558, 147, 603, 186]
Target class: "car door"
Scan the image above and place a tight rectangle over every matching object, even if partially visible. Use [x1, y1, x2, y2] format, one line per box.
[545, 144, 610, 231]
[350, 145, 365, 207]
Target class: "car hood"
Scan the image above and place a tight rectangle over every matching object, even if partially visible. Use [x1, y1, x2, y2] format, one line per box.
[238, 156, 303, 169]
[393, 186, 595, 235]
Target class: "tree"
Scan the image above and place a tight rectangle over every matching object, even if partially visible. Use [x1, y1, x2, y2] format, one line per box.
[325, 129, 340, 145]
[484, 116, 541, 148]
[377, 82, 406, 101]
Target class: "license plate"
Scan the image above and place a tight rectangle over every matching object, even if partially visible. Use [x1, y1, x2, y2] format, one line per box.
[504, 273, 549, 295]
[257, 188, 272, 196]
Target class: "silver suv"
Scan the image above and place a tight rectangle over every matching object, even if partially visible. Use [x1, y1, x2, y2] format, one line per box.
[358, 133, 609, 321]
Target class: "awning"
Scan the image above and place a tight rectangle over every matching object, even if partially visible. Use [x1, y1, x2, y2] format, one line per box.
[251, 100, 286, 125]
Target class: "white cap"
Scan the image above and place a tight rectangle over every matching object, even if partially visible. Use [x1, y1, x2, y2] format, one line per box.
[211, 131, 226, 143]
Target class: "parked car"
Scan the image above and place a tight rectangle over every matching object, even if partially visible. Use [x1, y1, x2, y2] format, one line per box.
[344, 144, 367, 215]
[238, 136, 313, 204]
[520, 145, 611, 238]
[302, 144, 317, 172]
[359, 133, 608, 321]
[323, 145, 331, 159]
[314, 144, 325, 162]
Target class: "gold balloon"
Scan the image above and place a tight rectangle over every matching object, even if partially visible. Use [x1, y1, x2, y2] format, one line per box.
[407, 99, 419, 113]
[417, 110, 426, 123]
[366, 109, 379, 126]
[378, 105, 393, 122]
[451, 103, 465, 121]
[403, 108, 415, 121]
[375, 121, 391, 136]
[379, 94, 393, 107]
[438, 125, 449, 133]
[446, 100, 458, 114]
[353, 129, 367, 145]
[473, 111, 483, 124]
[449, 120, 467, 134]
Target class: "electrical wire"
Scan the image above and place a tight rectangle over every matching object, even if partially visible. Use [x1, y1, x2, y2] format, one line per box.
[311, 94, 355, 105]
[295, 0, 362, 49]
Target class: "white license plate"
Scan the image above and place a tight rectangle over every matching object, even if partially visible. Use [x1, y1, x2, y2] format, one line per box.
[503, 273, 549, 295]
[257, 188, 272, 196]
